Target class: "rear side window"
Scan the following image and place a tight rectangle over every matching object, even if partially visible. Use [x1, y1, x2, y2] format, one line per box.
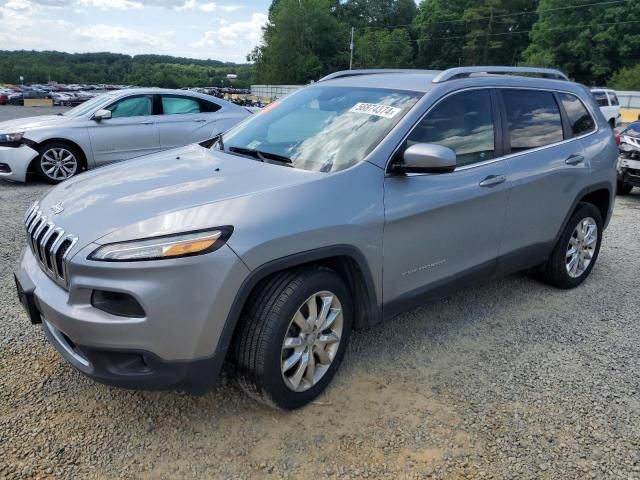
[502, 90, 564, 151]
[406, 89, 495, 167]
[592, 91, 609, 107]
[161, 96, 201, 114]
[558, 93, 595, 137]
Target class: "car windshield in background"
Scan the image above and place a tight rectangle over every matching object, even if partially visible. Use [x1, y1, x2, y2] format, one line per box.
[62, 93, 117, 116]
[221, 86, 421, 172]
[623, 125, 640, 137]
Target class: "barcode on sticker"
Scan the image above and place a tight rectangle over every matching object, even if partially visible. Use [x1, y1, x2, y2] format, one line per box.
[349, 103, 401, 118]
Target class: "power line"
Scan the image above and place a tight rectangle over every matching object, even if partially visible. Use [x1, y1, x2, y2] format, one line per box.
[358, 0, 633, 30]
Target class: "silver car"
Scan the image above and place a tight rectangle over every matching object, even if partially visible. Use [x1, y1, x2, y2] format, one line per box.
[14, 67, 618, 409]
[0, 88, 251, 183]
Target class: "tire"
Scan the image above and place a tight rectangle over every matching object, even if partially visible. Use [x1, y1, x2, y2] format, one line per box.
[232, 267, 353, 409]
[609, 118, 616, 129]
[617, 180, 633, 195]
[35, 142, 82, 184]
[541, 203, 603, 289]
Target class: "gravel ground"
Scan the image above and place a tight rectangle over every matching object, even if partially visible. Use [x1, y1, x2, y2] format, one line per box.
[0, 106, 639, 479]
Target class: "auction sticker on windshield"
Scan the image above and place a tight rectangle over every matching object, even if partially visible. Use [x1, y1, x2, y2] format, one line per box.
[349, 103, 401, 118]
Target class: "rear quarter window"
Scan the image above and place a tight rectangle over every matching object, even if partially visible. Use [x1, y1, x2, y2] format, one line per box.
[558, 93, 595, 137]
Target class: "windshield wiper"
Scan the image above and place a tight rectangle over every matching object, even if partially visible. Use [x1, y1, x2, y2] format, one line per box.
[228, 146, 293, 165]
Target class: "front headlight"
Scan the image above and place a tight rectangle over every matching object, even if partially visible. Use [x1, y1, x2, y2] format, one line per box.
[0, 132, 24, 146]
[89, 227, 233, 261]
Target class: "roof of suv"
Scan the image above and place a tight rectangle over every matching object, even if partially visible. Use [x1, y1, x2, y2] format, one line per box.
[317, 67, 576, 94]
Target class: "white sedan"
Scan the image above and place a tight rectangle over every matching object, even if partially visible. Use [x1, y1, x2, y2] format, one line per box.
[0, 88, 252, 183]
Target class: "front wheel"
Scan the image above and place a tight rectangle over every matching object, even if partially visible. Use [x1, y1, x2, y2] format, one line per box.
[233, 267, 353, 409]
[541, 203, 603, 289]
[35, 142, 82, 184]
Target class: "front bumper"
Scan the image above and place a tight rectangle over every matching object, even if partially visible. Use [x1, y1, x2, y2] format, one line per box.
[0, 144, 39, 182]
[617, 157, 640, 187]
[16, 243, 250, 392]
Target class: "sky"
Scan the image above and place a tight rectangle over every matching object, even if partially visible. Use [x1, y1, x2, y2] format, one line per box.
[0, 0, 272, 63]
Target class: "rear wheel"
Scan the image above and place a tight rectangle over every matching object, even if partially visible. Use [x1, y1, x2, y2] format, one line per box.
[617, 180, 633, 195]
[541, 203, 602, 289]
[233, 267, 353, 409]
[35, 142, 82, 184]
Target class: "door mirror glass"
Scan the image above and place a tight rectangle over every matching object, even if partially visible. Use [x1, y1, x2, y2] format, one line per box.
[399, 143, 456, 174]
[93, 109, 112, 121]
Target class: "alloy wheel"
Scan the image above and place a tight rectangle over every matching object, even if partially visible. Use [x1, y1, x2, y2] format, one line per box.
[566, 217, 598, 278]
[280, 290, 343, 392]
[41, 147, 78, 181]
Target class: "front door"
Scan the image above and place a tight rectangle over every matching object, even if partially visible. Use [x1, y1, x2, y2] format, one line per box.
[87, 94, 159, 166]
[383, 89, 511, 306]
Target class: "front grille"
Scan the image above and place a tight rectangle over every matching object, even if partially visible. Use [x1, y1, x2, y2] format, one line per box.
[24, 203, 78, 289]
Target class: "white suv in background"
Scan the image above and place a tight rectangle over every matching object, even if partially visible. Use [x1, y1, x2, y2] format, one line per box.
[591, 88, 621, 128]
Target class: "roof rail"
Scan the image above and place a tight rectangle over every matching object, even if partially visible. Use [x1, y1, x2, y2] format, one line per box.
[319, 69, 440, 82]
[432, 66, 569, 83]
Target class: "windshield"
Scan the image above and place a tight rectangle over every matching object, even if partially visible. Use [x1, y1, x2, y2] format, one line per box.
[221, 86, 421, 172]
[63, 93, 118, 117]
[623, 123, 640, 138]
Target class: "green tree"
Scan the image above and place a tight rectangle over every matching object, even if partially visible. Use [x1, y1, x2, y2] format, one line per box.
[610, 64, 640, 90]
[338, 0, 417, 28]
[253, 0, 349, 84]
[523, 0, 640, 84]
[354, 29, 414, 68]
[413, 0, 539, 69]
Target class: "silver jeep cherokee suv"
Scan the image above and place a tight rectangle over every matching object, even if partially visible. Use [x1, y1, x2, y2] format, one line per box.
[15, 67, 618, 409]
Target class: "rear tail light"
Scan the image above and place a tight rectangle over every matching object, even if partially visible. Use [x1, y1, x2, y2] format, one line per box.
[614, 130, 621, 146]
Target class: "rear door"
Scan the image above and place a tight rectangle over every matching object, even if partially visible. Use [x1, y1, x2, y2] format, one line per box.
[496, 88, 595, 274]
[383, 88, 511, 306]
[87, 94, 159, 165]
[155, 94, 223, 148]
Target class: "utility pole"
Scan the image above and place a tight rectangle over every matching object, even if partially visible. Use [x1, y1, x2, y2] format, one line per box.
[349, 27, 355, 70]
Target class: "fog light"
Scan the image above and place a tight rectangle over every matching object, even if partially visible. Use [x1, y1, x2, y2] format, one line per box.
[91, 290, 145, 318]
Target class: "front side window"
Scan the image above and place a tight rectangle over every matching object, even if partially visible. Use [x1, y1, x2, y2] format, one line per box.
[161, 96, 201, 115]
[107, 95, 152, 118]
[608, 92, 619, 106]
[222, 86, 421, 172]
[404, 89, 495, 167]
[502, 90, 564, 151]
[558, 93, 595, 137]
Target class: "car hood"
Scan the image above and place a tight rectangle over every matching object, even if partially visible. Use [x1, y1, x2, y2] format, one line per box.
[36, 144, 322, 248]
[0, 115, 73, 132]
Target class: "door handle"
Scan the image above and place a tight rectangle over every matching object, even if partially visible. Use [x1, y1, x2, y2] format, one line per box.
[479, 174, 507, 187]
[565, 154, 585, 165]
[139, 120, 153, 125]
[193, 118, 207, 123]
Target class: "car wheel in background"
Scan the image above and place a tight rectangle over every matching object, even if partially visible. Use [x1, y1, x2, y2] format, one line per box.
[541, 203, 603, 289]
[233, 267, 353, 410]
[35, 142, 82, 184]
[617, 180, 633, 195]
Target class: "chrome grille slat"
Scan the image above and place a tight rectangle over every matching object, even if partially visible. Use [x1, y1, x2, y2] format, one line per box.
[23, 203, 77, 289]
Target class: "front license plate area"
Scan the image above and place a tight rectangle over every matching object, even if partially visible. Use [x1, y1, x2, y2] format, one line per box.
[14, 272, 41, 325]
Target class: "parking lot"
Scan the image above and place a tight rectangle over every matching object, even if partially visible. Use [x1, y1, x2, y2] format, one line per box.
[1, 106, 639, 479]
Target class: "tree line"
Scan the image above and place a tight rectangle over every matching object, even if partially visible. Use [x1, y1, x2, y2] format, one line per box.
[251, 0, 640, 88]
[0, 51, 254, 88]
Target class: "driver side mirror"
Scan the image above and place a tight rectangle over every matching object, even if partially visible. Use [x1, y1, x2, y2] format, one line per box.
[396, 143, 456, 174]
[92, 109, 112, 121]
